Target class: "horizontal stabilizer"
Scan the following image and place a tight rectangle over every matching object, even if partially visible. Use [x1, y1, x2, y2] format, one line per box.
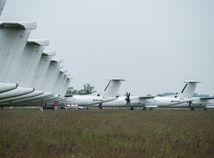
[108, 78, 125, 81]
[27, 39, 49, 46]
[42, 51, 56, 56]
[184, 80, 201, 83]
[0, 21, 37, 30]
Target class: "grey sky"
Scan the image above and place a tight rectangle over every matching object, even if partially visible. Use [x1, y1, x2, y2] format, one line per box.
[1, 0, 214, 95]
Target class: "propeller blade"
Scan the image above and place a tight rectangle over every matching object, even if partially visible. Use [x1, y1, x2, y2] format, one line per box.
[125, 92, 131, 107]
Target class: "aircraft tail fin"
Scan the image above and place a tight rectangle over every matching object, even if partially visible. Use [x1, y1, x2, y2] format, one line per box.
[179, 81, 200, 99]
[0, 0, 6, 16]
[103, 78, 125, 97]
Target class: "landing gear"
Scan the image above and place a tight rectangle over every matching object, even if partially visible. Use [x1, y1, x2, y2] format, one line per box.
[141, 104, 146, 110]
[189, 101, 194, 111]
[130, 107, 134, 110]
[98, 103, 103, 109]
[142, 107, 147, 110]
[203, 104, 207, 111]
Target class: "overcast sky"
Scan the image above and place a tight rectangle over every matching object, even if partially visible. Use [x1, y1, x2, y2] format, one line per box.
[1, 0, 214, 96]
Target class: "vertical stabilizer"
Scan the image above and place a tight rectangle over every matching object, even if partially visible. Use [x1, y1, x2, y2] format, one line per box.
[179, 81, 200, 99]
[0, 0, 6, 16]
[103, 78, 125, 97]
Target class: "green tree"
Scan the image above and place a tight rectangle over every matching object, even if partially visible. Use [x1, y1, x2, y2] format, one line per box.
[83, 83, 96, 95]
[65, 83, 96, 97]
[65, 87, 74, 96]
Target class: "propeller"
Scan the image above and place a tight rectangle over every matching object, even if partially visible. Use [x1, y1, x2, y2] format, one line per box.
[125, 92, 131, 108]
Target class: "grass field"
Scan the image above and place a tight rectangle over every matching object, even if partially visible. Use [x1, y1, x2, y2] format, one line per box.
[0, 108, 214, 158]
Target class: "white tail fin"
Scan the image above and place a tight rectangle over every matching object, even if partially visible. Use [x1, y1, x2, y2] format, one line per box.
[179, 81, 200, 99]
[0, 0, 6, 16]
[103, 78, 125, 97]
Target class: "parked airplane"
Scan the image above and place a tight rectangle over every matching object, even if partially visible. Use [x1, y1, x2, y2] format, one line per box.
[100, 81, 200, 110]
[63, 78, 125, 108]
[172, 97, 214, 110]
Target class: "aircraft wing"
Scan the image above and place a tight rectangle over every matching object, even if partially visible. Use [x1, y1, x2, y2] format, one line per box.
[138, 96, 155, 100]
[199, 97, 214, 100]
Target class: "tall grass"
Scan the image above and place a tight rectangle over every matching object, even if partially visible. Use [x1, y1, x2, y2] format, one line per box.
[0, 108, 214, 158]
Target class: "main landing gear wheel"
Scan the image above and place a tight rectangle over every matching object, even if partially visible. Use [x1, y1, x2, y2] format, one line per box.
[98, 104, 103, 109]
[189, 101, 194, 111]
[142, 104, 146, 110]
[130, 107, 134, 110]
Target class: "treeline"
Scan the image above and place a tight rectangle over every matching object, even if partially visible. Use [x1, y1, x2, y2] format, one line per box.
[65, 83, 96, 97]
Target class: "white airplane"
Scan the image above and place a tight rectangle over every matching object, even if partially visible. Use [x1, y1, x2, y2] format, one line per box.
[172, 97, 214, 110]
[63, 78, 125, 108]
[101, 81, 200, 110]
